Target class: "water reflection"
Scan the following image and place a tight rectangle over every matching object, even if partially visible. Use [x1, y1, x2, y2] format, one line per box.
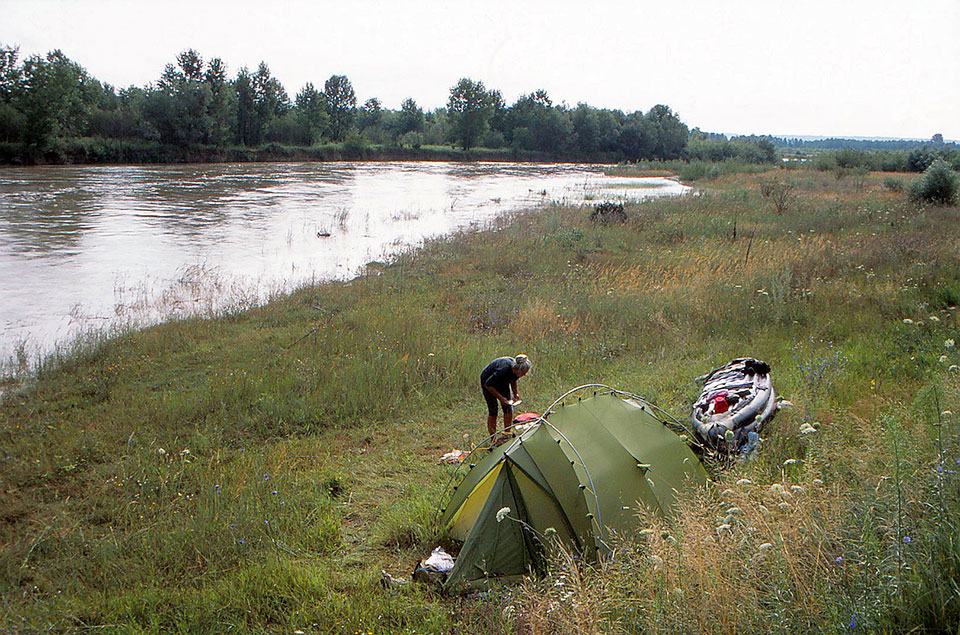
[0, 161, 687, 364]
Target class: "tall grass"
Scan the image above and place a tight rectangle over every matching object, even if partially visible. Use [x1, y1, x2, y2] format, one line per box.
[1, 169, 959, 632]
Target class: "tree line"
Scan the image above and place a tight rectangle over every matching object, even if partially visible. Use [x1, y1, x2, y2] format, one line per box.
[0, 45, 779, 166]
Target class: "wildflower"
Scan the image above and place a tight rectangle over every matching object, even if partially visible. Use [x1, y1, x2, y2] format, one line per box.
[946, 339, 956, 348]
[157, 448, 167, 456]
[903, 318, 914, 324]
[239, 540, 245, 545]
[180, 449, 190, 456]
[263, 474, 270, 481]
[903, 536, 911, 544]
[427, 352, 435, 358]
[799, 423, 817, 435]
[758, 543, 773, 552]
[783, 458, 799, 466]
[544, 527, 557, 538]
[930, 316, 941, 322]
[272, 490, 278, 495]
[496, 506, 511, 523]
[835, 556, 843, 563]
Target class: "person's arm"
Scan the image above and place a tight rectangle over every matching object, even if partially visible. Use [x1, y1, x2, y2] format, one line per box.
[510, 379, 519, 402]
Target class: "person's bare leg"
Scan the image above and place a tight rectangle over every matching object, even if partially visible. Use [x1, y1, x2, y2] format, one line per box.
[503, 410, 513, 432]
[487, 415, 497, 437]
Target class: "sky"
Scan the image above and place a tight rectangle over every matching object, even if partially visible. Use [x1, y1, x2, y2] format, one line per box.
[2, 0, 958, 140]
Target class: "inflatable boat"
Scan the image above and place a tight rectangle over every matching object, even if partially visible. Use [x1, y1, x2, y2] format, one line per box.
[692, 358, 777, 453]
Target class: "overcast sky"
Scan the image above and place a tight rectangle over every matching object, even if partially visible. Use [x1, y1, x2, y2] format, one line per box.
[2, 0, 958, 140]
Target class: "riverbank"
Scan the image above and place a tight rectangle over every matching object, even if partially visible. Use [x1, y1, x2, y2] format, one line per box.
[0, 139, 624, 167]
[1, 169, 959, 633]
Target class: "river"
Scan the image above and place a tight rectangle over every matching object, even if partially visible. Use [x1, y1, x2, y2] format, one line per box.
[0, 161, 687, 367]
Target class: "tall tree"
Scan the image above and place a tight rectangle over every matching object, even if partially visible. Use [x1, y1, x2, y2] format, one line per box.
[323, 74, 356, 141]
[295, 82, 328, 143]
[234, 67, 257, 145]
[204, 57, 234, 146]
[397, 97, 424, 135]
[358, 97, 382, 131]
[18, 50, 90, 146]
[447, 78, 496, 150]
[646, 104, 688, 160]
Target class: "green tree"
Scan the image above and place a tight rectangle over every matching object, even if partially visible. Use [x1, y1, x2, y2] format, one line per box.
[323, 74, 356, 142]
[295, 83, 328, 144]
[0, 44, 21, 103]
[234, 68, 256, 145]
[358, 97, 382, 131]
[447, 78, 496, 150]
[204, 57, 234, 146]
[18, 50, 90, 146]
[397, 97, 424, 135]
[646, 104, 688, 160]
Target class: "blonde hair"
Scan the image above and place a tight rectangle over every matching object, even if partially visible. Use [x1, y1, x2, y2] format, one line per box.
[514, 354, 532, 372]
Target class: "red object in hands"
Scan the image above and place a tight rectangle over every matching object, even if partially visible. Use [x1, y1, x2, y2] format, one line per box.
[711, 394, 729, 414]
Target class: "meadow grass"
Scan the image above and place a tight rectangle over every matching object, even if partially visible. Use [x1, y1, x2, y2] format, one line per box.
[1, 168, 959, 633]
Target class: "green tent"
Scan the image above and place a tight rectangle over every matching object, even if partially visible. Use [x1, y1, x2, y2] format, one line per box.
[437, 387, 707, 591]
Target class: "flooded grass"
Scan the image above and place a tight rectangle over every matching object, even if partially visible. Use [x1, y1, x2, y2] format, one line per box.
[1, 170, 959, 632]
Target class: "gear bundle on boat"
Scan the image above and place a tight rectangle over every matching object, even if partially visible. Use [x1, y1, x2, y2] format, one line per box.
[691, 357, 778, 454]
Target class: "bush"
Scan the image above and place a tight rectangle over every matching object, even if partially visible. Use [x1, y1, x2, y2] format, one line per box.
[909, 160, 958, 206]
[883, 176, 905, 193]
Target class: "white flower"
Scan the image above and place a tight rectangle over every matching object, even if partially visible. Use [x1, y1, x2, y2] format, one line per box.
[180, 449, 190, 456]
[157, 448, 167, 456]
[496, 506, 511, 523]
[903, 318, 914, 324]
[799, 423, 817, 435]
[946, 339, 956, 349]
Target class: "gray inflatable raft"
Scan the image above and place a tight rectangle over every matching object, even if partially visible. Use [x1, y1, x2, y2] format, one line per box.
[692, 358, 777, 453]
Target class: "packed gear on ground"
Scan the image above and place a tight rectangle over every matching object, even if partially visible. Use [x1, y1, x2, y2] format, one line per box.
[691, 357, 778, 454]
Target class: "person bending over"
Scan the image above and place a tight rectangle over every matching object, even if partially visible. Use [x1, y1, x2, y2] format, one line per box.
[480, 354, 532, 437]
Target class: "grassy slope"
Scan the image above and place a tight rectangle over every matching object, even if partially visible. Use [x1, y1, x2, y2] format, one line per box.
[1, 169, 959, 633]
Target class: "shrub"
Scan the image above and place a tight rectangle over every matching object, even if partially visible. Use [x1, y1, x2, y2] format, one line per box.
[908, 160, 958, 206]
[883, 176, 905, 193]
[759, 178, 796, 214]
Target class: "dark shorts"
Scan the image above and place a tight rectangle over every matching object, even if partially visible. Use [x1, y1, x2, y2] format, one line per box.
[482, 383, 512, 417]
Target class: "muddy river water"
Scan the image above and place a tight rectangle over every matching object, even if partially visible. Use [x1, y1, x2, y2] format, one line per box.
[0, 161, 687, 365]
